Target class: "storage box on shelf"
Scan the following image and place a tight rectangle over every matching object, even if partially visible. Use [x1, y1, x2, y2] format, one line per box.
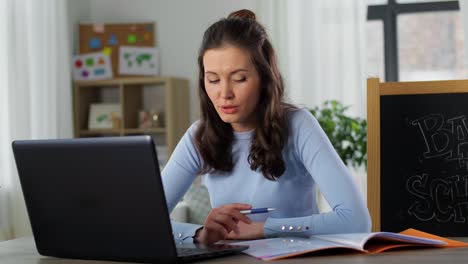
[73, 77, 190, 159]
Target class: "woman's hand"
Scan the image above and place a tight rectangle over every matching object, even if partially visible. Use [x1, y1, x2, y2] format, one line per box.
[194, 203, 252, 245]
[227, 221, 265, 240]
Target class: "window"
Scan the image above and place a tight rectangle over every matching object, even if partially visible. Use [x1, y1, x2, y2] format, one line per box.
[367, 20, 385, 79]
[367, 0, 466, 81]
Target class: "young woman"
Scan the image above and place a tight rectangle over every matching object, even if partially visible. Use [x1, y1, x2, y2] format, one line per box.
[162, 9, 371, 245]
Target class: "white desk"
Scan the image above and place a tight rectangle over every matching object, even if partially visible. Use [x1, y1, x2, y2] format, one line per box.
[1, 236, 468, 264]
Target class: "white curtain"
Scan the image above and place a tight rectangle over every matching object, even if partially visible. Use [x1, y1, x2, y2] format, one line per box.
[257, 0, 368, 210]
[0, 0, 72, 241]
[257, 0, 367, 118]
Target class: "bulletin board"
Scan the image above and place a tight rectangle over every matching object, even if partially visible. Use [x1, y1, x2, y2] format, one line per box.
[79, 22, 156, 78]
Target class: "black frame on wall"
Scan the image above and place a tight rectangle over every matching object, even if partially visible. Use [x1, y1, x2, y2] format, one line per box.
[367, 0, 459, 81]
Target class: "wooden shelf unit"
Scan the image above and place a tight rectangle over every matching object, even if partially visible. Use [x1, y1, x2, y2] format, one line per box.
[73, 77, 190, 158]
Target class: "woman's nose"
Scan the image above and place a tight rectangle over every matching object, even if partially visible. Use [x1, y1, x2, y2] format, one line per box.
[220, 81, 234, 99]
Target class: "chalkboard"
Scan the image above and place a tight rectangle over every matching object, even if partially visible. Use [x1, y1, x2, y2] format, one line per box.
[367, 78, 468, 236]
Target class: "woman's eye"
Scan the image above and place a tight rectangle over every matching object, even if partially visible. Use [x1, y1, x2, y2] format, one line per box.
[234, 77, 246, 82]
[207, 79, 219, 84]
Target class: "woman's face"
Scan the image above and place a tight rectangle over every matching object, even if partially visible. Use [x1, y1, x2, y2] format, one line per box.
[203, 45, 261, 132]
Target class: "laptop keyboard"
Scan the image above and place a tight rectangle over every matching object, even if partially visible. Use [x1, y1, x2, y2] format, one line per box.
[176, 247, 214, 257]
[176, 243, 248, 261]
[176, 246, 241, 262]
[177, 248, 222, 257]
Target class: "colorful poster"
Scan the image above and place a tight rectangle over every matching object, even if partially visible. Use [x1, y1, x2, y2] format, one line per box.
[72, 52, 113, 81]
[118, 46, 159, 76]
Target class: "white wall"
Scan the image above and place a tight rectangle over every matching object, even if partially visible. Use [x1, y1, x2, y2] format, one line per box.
[78, 0, 258, 122]
[67, 0, 91, 55]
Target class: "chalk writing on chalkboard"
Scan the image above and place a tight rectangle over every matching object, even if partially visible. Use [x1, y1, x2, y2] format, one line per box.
[406, 113, 468, 224]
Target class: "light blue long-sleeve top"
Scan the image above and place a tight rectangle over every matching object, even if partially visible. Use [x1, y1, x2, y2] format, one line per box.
[162, 108, 371, 242]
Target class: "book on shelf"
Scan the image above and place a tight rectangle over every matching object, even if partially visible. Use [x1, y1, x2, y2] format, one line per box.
[231, 228, 468, 261]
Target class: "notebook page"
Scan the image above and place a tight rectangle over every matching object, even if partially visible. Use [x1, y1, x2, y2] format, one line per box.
[313, 233, 375, 250]
[231, 236, 356, 260]
[313, 232, 446, 252]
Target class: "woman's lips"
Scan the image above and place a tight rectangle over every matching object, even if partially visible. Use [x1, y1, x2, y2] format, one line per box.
[220, 106, 238, 114]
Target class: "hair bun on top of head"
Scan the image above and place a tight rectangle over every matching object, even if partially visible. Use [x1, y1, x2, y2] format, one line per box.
[228, 9, 256, 20]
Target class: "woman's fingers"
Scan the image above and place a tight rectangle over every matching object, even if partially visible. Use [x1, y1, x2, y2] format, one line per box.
[204, 220, 229, 239]
[231, 209, 252, 225]
[221, 204, 253, 224]
[198, 203, 253, 244]
[213, 207, 244, 233]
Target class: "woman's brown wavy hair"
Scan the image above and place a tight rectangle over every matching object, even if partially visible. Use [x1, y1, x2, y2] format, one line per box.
[195, 9, 294, 181]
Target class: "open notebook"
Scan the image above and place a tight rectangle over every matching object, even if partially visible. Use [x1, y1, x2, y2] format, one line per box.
[231, 229, 468, 261]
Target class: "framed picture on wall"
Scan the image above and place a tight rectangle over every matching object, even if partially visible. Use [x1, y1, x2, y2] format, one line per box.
[88, 103, 122, 129]
[118, 46, 160, 76]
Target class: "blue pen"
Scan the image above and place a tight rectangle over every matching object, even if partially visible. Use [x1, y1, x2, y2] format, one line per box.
[240, 208, 276, 215]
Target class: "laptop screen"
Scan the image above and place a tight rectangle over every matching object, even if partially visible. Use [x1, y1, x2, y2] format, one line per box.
[13, 136, 179, 263]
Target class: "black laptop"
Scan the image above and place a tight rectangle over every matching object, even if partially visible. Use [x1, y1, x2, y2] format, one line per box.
[12, 135, 248, 263]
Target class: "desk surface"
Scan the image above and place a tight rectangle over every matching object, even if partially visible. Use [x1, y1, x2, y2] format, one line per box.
[1, 236, 468, 264]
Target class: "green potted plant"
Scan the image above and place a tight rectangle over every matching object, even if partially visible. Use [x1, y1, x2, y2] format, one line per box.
[309, 100, 367, 168]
